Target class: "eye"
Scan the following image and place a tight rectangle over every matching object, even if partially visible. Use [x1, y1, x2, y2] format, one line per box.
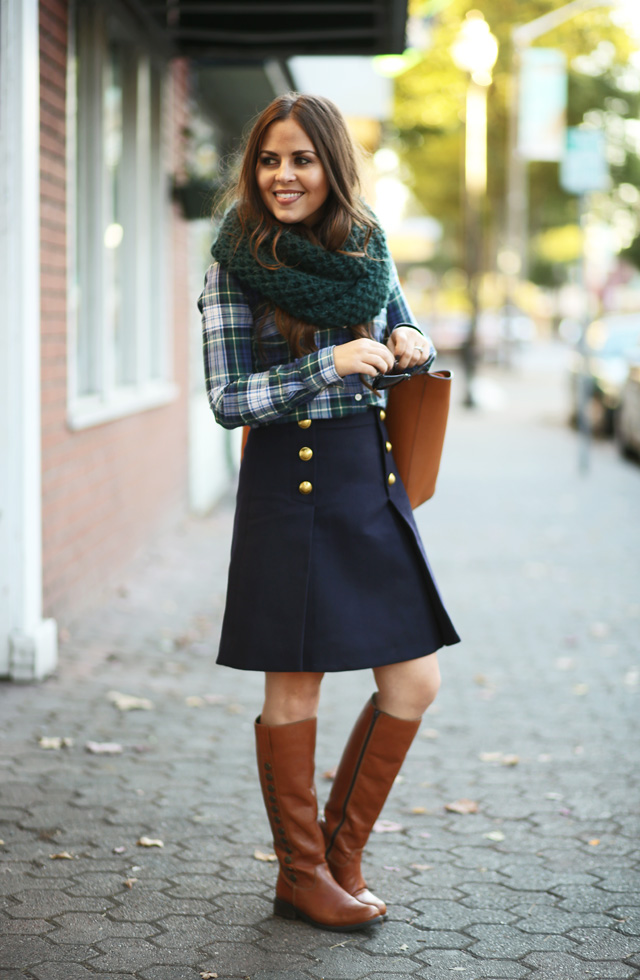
[259, 154, 278, 167]
[295, 155, 312, 165]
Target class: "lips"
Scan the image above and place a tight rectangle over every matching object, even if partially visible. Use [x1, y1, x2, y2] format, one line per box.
[274, 191, 303, 202]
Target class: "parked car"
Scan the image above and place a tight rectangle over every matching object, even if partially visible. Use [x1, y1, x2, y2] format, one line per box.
[568, 313, 640, 435]
[616, 345, 640, 457]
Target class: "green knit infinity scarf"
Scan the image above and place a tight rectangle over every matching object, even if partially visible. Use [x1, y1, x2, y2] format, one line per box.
[211, 206, 392, 328]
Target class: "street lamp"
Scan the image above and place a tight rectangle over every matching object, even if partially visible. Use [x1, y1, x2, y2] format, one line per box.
[452, 11, 498, 407]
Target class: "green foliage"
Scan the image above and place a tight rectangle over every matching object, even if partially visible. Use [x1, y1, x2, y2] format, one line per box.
[393, 0, 638, 277]
[620, 234, 640, 271]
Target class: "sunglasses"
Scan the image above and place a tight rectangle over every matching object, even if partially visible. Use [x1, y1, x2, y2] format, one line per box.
[370, 371, 413, 390]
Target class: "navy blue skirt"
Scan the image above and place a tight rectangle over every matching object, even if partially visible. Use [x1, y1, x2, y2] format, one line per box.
[217, 408, 460, 672]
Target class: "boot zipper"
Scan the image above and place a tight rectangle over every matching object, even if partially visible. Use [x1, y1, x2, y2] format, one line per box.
[325, 708, 380, 859]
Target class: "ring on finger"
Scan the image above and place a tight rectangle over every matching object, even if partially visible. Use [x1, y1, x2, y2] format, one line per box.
[414, 345, 424, 353]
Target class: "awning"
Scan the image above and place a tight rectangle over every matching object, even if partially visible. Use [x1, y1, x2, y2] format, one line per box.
[134, 0, 408, 59]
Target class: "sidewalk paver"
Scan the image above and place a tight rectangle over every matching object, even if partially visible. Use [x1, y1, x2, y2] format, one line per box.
[1, 344, 639, 979]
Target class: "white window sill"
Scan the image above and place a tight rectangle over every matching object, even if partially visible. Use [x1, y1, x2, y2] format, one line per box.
[68, 381, 180, 431]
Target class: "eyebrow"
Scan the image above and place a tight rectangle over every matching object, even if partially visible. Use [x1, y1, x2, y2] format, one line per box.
[259, 148, 318, 157]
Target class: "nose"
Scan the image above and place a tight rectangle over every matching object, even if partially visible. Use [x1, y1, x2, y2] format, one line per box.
[275, 159, 295, 182]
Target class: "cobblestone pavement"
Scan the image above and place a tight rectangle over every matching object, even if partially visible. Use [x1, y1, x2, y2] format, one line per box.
[1, 342, 639, 980]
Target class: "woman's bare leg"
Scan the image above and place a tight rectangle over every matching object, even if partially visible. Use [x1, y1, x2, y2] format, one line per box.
[373, 653, 441, 720]
[261, 671, 324, 726]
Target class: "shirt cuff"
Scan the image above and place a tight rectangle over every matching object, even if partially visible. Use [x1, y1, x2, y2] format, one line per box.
[300, 347, 345, 392]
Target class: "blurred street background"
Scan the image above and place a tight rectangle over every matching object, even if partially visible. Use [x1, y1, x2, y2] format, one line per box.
[1, 0, 640, 976]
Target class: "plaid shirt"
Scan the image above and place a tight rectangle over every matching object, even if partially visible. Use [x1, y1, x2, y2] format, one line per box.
[198, 261, 436, 429]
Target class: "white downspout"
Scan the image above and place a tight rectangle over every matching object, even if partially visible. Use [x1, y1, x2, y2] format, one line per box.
[0, 0, 57, 680]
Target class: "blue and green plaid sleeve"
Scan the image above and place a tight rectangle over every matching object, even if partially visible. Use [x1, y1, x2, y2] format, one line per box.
[198, 264, 344, 429]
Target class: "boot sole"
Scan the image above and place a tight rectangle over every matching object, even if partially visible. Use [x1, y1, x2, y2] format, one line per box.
[273, 897, 382, 932]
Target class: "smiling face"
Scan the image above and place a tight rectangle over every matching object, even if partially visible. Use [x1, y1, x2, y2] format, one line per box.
[256, 117, 330, 227]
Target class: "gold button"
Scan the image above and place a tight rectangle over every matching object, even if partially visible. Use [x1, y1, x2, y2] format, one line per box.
[298, 419, 312, 429]
[388, 473, 396, 486]
[298, 481, 313, 495]
[385, 441, 392, 452]
[299, 447, 313, 461]
[379, 409, 386, 421]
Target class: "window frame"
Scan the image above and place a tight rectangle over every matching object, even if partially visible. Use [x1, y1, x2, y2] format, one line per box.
[66, 0, 177, 431]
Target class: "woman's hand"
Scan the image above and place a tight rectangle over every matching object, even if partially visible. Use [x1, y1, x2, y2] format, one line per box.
[333, 338, 396, 379]
[388, 326, 431, 370]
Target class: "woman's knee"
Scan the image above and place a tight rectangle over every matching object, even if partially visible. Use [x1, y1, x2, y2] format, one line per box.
[374, 655, 441, 719]
[262, 672, 324, 725]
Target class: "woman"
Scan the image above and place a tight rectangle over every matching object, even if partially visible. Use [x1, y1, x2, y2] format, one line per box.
[198, 93, 459, 933]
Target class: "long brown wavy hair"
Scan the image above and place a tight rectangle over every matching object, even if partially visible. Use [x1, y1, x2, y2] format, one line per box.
[223, 93, 378, 356]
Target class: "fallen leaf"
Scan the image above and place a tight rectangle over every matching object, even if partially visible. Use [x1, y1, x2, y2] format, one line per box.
[383, 865, 401, 872]
[185, 696, 205, 707]
[572, 683, 589, 696]
[50, 851, 74, 860]
[137, 837, 164, 848]
[474, 674, 489, 686]
[484, 831, 505, 842]
[0, 840, 4, 846]
[419, 831, 432, 839]
[589, 621, 609, 639]
[38, 736, 73, 750]
[411, 806, 427, 815]
[106, 691, 154, 711]
[421, 728, 439, 739]
[38, 829, 59, 841]
[203, 693, 226, 705]
[113, 846, 127, 854]
[399, 943, 409, 950]
[393, 775, 405, 785]
[322, 766, 337, 781]
[123, 877, 137, 889]
[588, 838, 601, 846]
[410, 863, 433, 871]
[545, 792, 563, 800]
[445, 799, 479, 815]
[86, 741, 123, 755]
[478, 751, 519, 766]
[623, 668, 639, 689]
[555, 657, 575, 671]
[226, 702, 244, 714]
[253, 849, 277, 862]
[373, 819, 404, 833]
[200, 973, 219, 979]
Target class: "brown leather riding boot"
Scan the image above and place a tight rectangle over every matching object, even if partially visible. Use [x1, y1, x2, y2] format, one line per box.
[255, 715, 382, 932]
[321, 695, 421, 915]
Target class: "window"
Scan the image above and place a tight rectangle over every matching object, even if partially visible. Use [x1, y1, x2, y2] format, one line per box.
[68, 1, 175, 428]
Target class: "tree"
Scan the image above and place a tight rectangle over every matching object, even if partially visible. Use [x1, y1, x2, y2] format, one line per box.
[391, 0, 638, 283]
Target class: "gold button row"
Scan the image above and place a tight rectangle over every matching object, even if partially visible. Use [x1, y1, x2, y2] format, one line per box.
[298, 420, 313, 492]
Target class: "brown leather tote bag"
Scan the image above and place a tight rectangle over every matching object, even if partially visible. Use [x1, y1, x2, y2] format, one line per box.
[384, 370, 453, 508]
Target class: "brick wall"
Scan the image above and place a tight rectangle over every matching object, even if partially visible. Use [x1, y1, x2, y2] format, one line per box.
[39, 0, 190, 620]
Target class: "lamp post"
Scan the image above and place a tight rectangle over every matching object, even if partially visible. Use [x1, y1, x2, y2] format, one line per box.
[452, 11, 498, 407]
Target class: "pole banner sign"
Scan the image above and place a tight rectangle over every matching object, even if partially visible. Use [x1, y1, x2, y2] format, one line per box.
[518, 48, 568, 162]
[560, 128, 609, 195]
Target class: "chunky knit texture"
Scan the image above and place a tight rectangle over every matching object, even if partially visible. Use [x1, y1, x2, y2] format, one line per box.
[211, 206, 392, 329]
